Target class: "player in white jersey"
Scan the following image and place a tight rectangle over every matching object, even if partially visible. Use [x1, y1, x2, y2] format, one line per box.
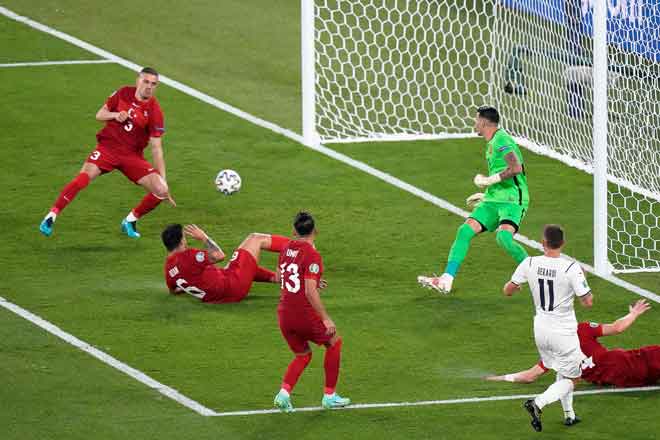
[503, 224, 593, 432]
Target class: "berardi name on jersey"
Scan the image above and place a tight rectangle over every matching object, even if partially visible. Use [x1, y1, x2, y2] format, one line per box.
[537, 267, 557, 278]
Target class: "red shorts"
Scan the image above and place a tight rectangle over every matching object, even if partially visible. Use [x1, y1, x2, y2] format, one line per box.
[278, 310, 332, 353]
[221, 249, 258, 302]
[86, 144, 158, 184]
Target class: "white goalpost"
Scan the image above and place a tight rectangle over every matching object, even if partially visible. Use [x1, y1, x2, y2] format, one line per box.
[301, 0, 660, 275]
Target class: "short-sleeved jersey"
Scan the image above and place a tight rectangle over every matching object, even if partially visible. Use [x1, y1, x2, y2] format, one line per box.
[484, 129, 529, 207]
[511, 256, 591, 327]
[96, 86, 165, 155]
[577, 322, 608, 358]
[164, 248, 229, 303]
[277, 240, 323, 316]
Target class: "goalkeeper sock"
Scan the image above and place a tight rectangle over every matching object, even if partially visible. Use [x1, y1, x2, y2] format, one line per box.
[495, 229, 528, 264]
[444, 223, 477, 276]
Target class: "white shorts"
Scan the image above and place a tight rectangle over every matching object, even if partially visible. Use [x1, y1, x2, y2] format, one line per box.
[534, 316, 586, 379]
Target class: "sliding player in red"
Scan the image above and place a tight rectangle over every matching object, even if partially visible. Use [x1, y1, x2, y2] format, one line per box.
[274, 211, 350, 412]
[162, 224, 289, 303]
[39, 67, 174, 239]
[486, 299, 658, 424]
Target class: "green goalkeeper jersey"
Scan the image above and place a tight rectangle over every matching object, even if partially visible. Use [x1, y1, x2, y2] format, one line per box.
[484, 129, 529, 207]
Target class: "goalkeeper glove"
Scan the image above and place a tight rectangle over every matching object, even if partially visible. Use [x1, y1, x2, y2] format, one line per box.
[466, 192, 484, 208]
[474, 173, 501, 188]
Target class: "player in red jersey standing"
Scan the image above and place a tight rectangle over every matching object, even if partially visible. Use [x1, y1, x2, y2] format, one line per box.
[273, 211, 350, 412]
[162, 224, 290, 303]
[39, 67, 174, 239]
[486, 299, 659, 424]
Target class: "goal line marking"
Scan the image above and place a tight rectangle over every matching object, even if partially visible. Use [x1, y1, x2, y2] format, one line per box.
[0, 295, 216, 417]
[0, 59, 114, 68]
[1, 5, 658, 418]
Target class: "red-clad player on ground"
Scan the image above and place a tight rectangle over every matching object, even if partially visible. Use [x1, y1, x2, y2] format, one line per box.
[486, 299, 659, 423]
[39, 67, 174, 239]
[273, 211, 350, 412]
[162, 224, 290, 303]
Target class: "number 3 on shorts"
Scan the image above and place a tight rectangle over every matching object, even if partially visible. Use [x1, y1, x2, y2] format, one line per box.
[89, 150, 101, 160]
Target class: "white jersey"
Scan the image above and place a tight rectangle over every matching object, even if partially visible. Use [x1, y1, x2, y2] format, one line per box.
[511, 256, 591, 327]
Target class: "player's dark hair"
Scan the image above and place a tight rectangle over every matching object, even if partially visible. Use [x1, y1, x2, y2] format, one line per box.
[477, 106, 500, 125]
[162, 224, 183, 251]
[544, 224, 564, 249]
[293, 211, 315, 237]
[140, 66, 159, 77]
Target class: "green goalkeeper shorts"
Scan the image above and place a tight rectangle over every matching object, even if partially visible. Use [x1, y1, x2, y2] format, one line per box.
[469, 201, 527, 232]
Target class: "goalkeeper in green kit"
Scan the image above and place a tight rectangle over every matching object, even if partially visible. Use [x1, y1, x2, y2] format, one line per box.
[418, 106, 529, 293]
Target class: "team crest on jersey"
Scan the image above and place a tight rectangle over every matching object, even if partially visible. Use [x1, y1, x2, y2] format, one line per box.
[309, 263, 320, 274]
[195, 252, 205, 262]
[589, 322, 600, 328]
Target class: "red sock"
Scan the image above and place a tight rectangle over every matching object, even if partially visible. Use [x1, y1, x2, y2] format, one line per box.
[282, 352, 312, 393]
[324, 338, 342, 394]
[52, 173, 91, 213]
[132, 193, 162, 219]
[254, 266, 275, 283]
[268, 235, 289, 252]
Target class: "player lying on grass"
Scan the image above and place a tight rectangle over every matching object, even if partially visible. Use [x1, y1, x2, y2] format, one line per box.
[40, 67, 175, 239]
[418, 106, 529, 294]
[274, 211, 350, 412]
[502, 224, 593, 432]
[162, 224, 290, 303]
[486, 299, 659, 390]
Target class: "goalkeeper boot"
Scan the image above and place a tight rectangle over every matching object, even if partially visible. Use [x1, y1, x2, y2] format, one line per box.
[121, 219, 141, 239]
[321, 393, 351, 409]
[39, 214, 55, 237]
[417, 273, 453, 294]
[523, 399, 543, 432]
[274, 390, 294, 413]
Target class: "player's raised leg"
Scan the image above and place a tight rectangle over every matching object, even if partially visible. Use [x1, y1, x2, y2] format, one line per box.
[321, 335, 350, 409]
[418, 218, 483, 294]
[122, 171, 171, 238]
[39, 161, 101, 237]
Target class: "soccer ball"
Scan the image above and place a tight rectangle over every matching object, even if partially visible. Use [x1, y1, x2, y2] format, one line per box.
[214, 169, 242, 195]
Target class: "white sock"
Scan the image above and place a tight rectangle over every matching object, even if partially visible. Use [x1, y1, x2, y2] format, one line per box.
[279, 388, 290, 397]
[534, 378, 574, 410]
[324, 392, 336, 399]
[125, 211, 138, 222]
[46, 211, 57, 221]
[557, 373, 576, 419]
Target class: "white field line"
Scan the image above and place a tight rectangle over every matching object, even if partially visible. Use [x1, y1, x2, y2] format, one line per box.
[212, 385, 660, 417]
[0, 295, 217, 417]
[3, 7, 655, 304]
[2, 6, 657, 302]
[2, 5, 659, 418]
[0, 59, 114, 68]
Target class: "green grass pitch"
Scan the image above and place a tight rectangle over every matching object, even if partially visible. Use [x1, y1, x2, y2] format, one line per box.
[1, 2, 658, 439]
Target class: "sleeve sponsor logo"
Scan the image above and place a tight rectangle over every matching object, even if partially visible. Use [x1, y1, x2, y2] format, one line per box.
[195, 252, 205, 262]
[309, 263, 320, 274]
[497, 145, 511, 152]
[589, 322, 600, 328]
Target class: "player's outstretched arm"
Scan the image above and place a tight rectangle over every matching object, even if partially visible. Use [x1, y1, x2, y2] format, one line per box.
[485, 364, 546, 384]
[183, 224, 225, 263]
[304, 278, 335, 335]
[602, 299, 651, 336]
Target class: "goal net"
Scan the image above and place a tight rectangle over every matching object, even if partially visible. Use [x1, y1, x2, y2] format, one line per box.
[306, 0, 660, 273]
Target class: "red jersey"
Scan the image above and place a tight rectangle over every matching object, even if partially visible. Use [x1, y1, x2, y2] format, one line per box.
[577, 322, 652, 387]
[164, 248, 229, 303]
[96, 86, 165, 154]
[277, 240, 323, 316]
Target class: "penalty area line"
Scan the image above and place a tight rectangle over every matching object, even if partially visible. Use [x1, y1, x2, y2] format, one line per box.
[0, 59, 115, 68]
[213, 385, 660, 417]
[1, 5, 656, 304]
[0, 295, 217, 417]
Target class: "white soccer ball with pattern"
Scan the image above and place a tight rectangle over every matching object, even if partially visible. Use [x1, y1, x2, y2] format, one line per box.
[215, 169, 242, 195]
